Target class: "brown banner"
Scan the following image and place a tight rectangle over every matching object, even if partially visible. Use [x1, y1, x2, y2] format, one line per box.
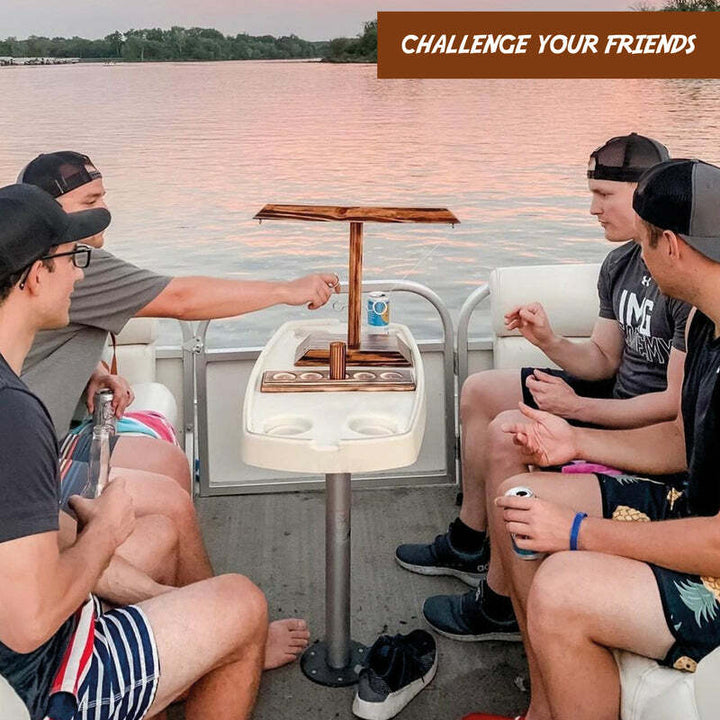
[377, 11, 720, 78]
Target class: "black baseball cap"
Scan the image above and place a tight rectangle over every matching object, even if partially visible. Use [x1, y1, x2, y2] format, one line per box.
[633, 159, 720, 263]
[588, 133, 670, 183]
[0, 184, 111, 282]
[17, 151, 102, 198]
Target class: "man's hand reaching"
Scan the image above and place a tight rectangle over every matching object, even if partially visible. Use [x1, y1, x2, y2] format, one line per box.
[504, 302, 557, 349]
[283, 274, 341, 310]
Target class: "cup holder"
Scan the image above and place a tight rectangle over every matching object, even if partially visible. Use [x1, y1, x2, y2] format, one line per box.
[263, 416, 313, 436]
[347, 416, 398, 437]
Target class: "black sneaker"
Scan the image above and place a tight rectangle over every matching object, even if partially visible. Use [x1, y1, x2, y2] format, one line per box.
[422, 584, 521, 642]
[352, 630, 437, 720]
[395, 522, 488, 587]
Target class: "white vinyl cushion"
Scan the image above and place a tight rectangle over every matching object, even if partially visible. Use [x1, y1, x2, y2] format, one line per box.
[128, 382, 178, 428]
[490, 263, 600, 338]
[0, 675, 30, 720]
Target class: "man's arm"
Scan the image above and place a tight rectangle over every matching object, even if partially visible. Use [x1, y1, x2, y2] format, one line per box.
[498, 494, 720, 577]
[136, 274, 340, 320]
[527, 347, 685, 429]
[0, 482, 134, 653]
[581, 513, 720, 577]
[506, 304, 624, 381]
[502, 403, 686, 475]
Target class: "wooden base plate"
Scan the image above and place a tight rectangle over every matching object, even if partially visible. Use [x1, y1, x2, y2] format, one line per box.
[295, 332, 412, 367]
[261, 368, 415, 393]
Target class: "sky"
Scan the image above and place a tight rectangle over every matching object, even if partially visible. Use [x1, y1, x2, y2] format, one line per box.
[0, 0, 658, 43]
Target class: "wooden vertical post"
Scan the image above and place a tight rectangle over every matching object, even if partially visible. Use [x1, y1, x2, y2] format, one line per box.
[329, 342, 347, 380]
[348, 222, 363, 349]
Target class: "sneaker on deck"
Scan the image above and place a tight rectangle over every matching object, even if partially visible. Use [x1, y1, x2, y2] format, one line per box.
[352, 629, 437, 720]
[422, 585, 521, 642]
[395, 522, 488, 587]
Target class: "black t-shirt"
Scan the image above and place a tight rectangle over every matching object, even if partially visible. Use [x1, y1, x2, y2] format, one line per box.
[682, 311, 720, 516]
[598, 241, 691, 399]
[0, 353, 74, 720]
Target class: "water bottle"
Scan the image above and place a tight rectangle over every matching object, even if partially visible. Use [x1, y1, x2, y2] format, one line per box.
[86, 426, 111, 498]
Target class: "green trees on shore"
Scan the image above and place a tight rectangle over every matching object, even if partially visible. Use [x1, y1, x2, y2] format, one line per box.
[0, 26, 328, 61]
[324, 21, 377, 63]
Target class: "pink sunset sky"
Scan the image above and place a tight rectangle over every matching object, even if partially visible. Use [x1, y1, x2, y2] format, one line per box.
[0, 1, 662, 42]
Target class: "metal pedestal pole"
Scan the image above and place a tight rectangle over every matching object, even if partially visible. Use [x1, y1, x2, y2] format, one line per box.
[301, 472, 366, 686]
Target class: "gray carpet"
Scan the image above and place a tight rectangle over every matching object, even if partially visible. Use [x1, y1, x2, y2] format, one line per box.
[167, 485, 528, 719]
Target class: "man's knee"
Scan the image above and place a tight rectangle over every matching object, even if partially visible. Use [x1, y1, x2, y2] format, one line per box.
[212, 574, 268, 633]
[460, 369, 519, 424]
[487, 412, 526, 463]
[527, 552, 590, 642]
[149, 514, 180, 558]
[155, 477, 197, 527]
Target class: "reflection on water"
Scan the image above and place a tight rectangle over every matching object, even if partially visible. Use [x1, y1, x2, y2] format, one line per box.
[1, 62, 719, 346]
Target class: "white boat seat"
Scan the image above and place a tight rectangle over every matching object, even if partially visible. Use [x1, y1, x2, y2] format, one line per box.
[489, 262, 717, 720]
[490, 263, 600, 369]
[109, 318, 178, 429]
[0, 674, 30, 720]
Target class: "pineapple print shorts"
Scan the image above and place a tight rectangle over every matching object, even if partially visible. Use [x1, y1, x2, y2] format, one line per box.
[598, 472, 719, 672]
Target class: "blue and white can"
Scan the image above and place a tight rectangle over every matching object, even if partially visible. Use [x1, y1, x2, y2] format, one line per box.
[505, 486, 541, 561]
[367, 291, 390, 328]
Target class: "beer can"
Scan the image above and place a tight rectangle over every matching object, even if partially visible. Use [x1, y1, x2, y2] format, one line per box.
[93, 389, 116, 432]
[504, 486, 542, 561]
[367, 291, 390, 328]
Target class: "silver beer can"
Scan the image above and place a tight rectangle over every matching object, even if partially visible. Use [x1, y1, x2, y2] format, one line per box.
[504, 486, 542, 561]
[93, 389, 116, 432]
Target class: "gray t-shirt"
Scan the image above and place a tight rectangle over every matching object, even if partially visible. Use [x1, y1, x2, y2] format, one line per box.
[0, 353, 74, 720]
[21, 249, 171, 437]
[598, 241, 691, 399]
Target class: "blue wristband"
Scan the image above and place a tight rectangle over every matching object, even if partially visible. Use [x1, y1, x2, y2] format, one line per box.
[570, 512, 587, 551]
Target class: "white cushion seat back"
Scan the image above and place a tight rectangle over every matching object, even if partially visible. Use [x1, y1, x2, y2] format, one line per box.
[109, 318, 178, 428]
[490, 263, 601, 369]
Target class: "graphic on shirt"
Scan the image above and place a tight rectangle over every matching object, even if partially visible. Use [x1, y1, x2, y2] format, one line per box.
[617, 287, 671, 365]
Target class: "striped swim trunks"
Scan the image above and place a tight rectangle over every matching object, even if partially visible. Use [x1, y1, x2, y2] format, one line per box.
[74, 599, 160, 720]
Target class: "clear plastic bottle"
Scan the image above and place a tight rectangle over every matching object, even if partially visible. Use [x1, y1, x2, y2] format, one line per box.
[86, 426, 111, 498]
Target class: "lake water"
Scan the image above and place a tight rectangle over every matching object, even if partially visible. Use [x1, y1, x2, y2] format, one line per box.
[1, 61, 719, 346]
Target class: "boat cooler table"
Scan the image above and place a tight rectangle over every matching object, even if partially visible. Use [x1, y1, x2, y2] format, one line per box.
[241, 318, 426, 685]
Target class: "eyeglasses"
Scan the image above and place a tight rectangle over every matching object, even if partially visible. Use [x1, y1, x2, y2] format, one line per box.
[18, 243, 92, 289]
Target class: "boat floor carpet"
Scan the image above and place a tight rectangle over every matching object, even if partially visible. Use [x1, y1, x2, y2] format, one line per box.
[168, 485, 528, 719]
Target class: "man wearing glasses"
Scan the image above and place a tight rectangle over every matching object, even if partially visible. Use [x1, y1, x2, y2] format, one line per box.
[16, 150, 337, 670]
[0, 182, 268, 720]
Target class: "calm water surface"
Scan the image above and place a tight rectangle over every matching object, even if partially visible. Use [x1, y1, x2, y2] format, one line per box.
[1, 61, 719, 346]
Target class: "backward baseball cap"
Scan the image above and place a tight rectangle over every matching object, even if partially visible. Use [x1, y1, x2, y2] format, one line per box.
[17, 151, 101, 198]
[588, 133, 669, 183]
[633, 159, 720, 262]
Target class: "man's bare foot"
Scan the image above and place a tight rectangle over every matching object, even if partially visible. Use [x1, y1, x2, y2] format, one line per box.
[264, 618, 311, 670]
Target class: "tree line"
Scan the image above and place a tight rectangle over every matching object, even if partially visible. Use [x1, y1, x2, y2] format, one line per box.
[0, 26, 328, 62]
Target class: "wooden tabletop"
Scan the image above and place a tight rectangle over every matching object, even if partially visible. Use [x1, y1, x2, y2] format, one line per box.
[254, 204, 459, 224]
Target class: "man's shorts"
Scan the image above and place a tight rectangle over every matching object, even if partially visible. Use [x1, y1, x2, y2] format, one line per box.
[597, 472, 720, 671]
[521, 367, 616, 427]
[75, 598, 160, 720]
